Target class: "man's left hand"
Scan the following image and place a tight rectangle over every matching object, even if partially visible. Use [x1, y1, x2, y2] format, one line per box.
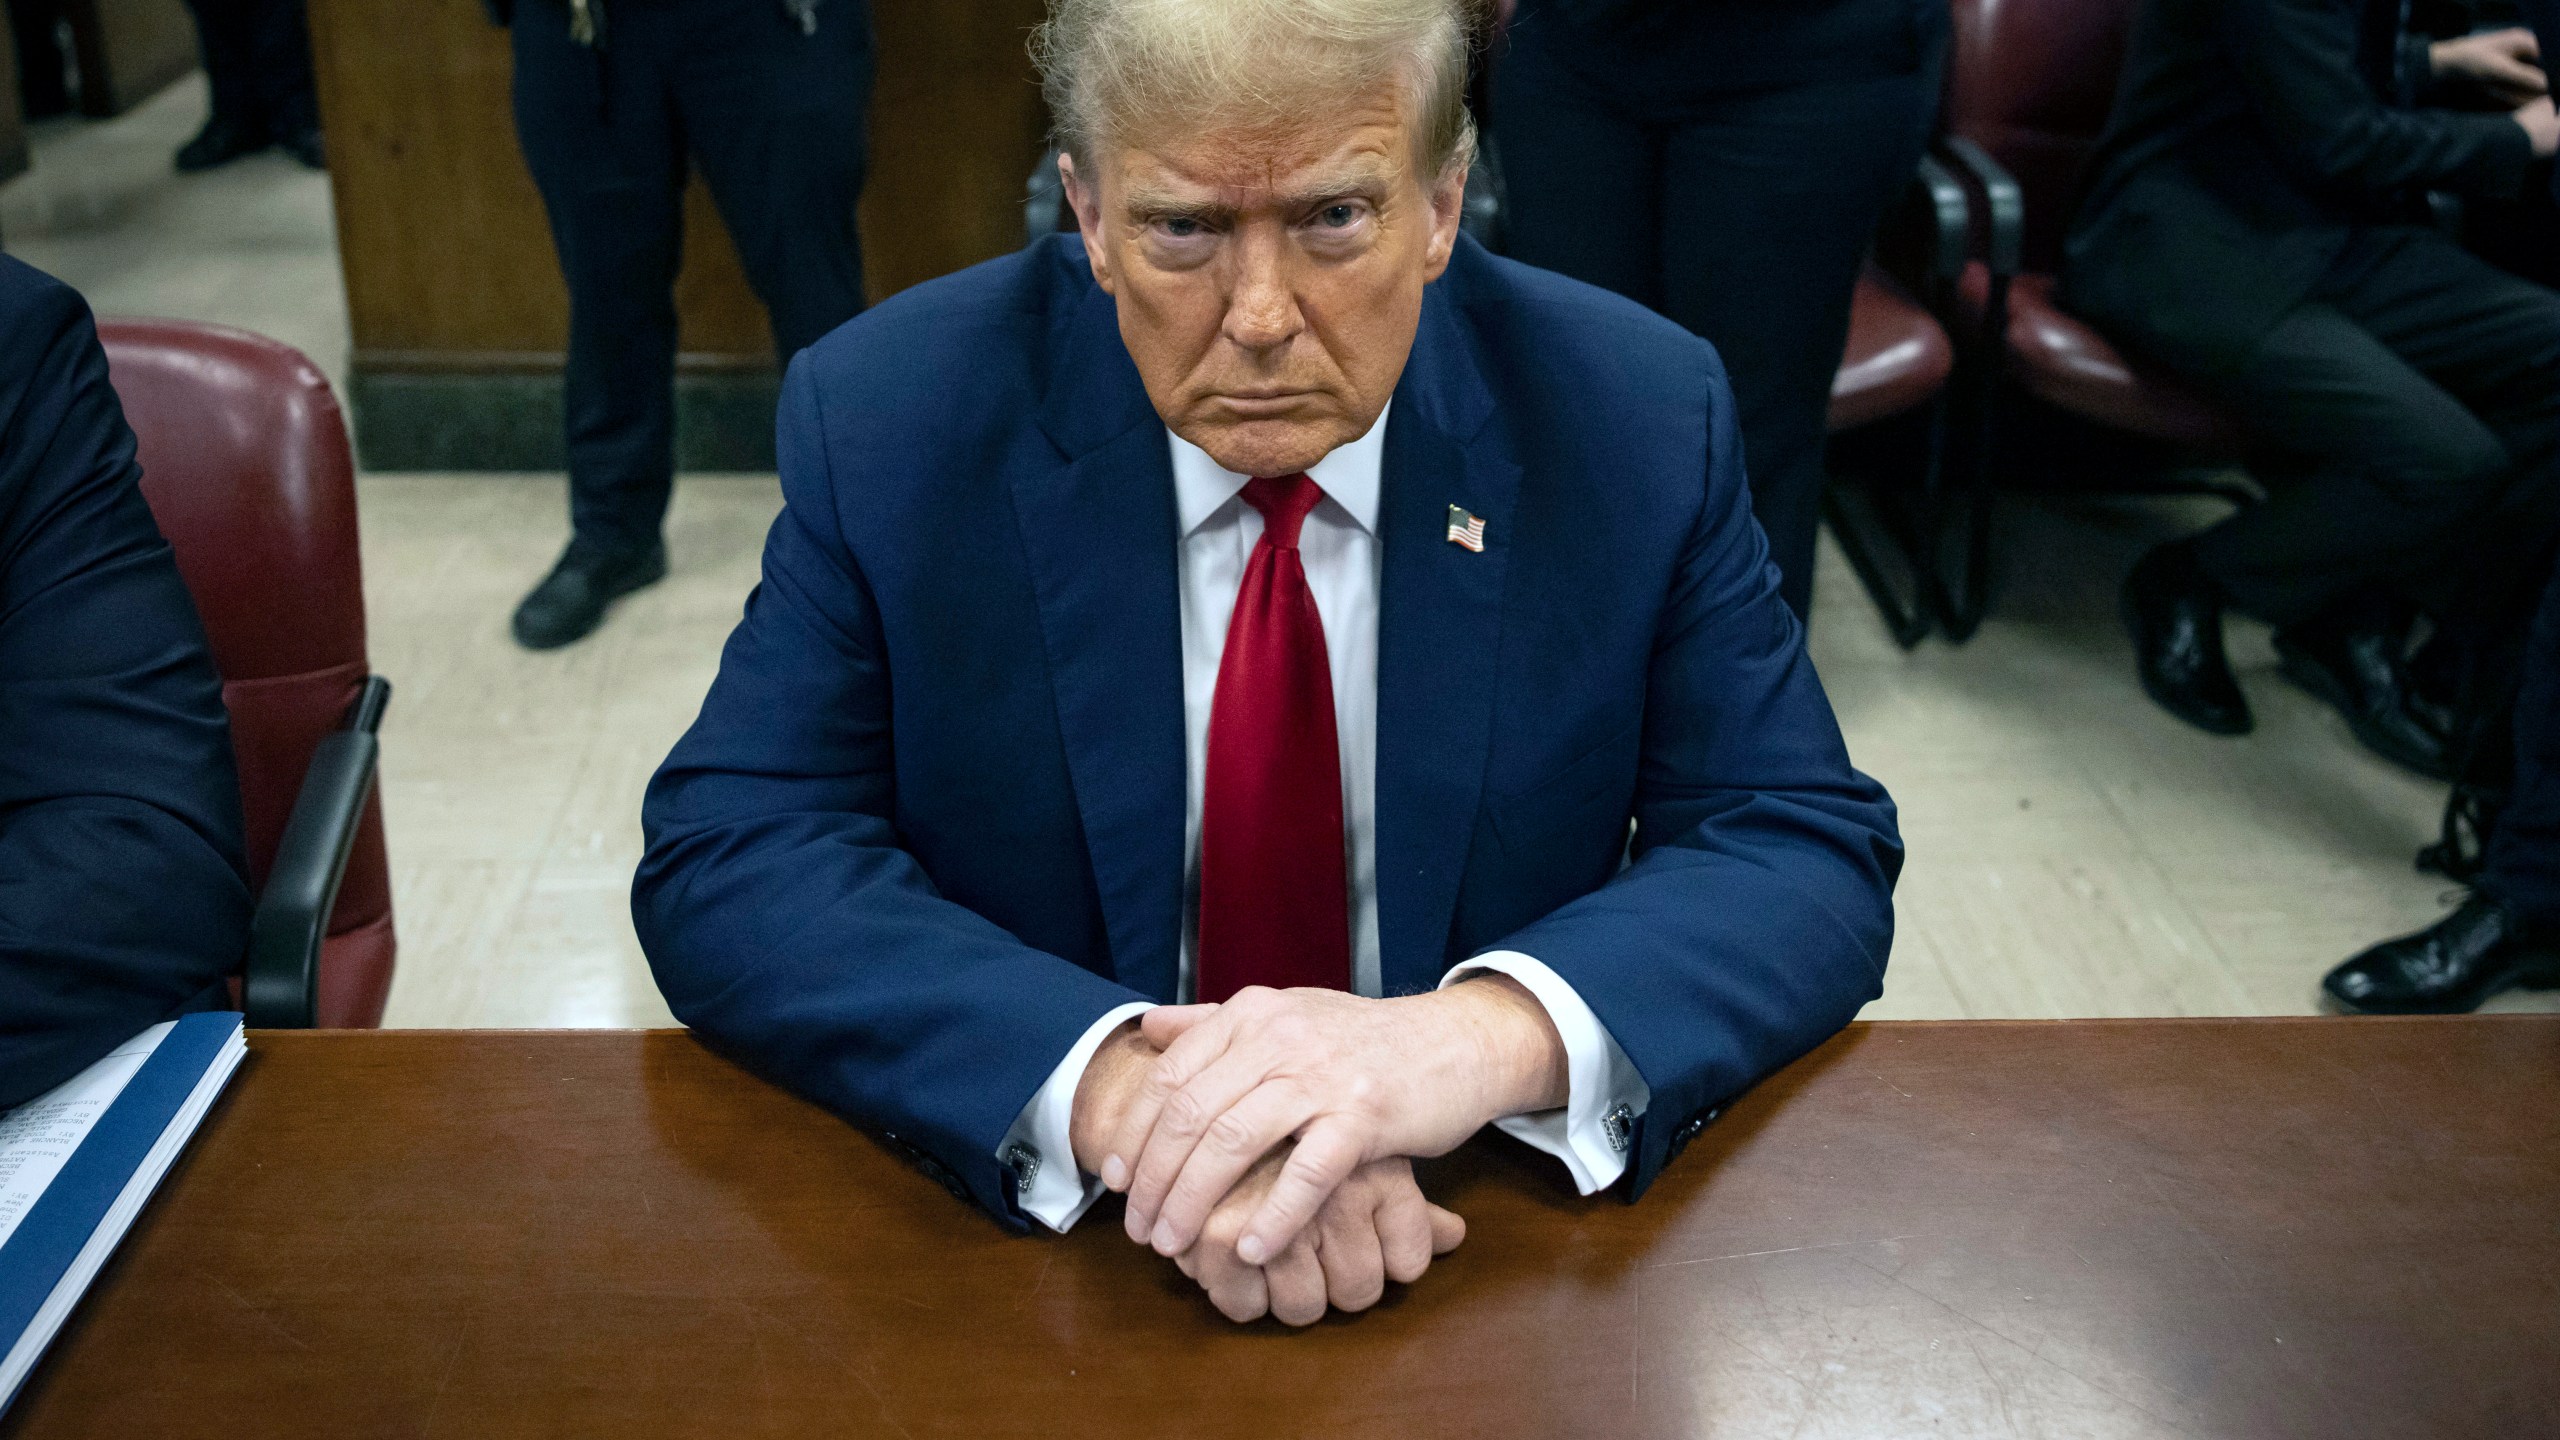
[1174, 1149, 1465, 1325]
[1102, 977, 1566, 1268]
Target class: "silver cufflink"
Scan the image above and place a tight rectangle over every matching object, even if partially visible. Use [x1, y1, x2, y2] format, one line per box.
[1602, 1104, 1633, 1155]
[1003, 1141, 1042, 1195]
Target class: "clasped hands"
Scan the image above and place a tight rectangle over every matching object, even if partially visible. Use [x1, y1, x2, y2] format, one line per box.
[1067, 977, 1568, 1325]
[2430, 28, 2558, 155]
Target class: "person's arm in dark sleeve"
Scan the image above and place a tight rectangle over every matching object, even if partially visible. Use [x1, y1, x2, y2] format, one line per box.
[2219, 0, 2538, 199]
[1482, 357, 1904, 1199]
[632, 355, 1152, 1232]
[0, 262, 251, 1109]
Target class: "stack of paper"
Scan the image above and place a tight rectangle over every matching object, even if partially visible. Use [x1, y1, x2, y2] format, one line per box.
[0, 1012, 246, 1413]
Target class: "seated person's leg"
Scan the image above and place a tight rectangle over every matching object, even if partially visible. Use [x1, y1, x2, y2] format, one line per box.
[2484, 563, 2560, 933]
[2328, 560, 2560, 1013]
[2127, 298, 2512, 744]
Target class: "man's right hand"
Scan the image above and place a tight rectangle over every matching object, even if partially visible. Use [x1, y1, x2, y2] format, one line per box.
[2437, 28, 2548, 106]
[2517, 95, 2560, 159]
[1174, 1149, 1465, 1325]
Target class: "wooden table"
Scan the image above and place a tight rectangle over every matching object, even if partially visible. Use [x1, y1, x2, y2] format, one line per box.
[7, 1020, 2557, 1438]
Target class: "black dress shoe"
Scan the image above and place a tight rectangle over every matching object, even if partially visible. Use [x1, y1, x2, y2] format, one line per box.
[175, 116, 268, 172]
[511, 539, 667, 651]
[2123, 541, 2251, 735]
[2324, 895, 2560, 1014]
[2272, 618, 2453, 779]
[277, 126, 326, 171]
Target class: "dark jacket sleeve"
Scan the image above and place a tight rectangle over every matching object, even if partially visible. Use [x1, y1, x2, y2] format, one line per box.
[1485, 355, 1903, 1199]
[0, 259, 251, 1109]
[2220, 0, 2538, 200]
[632, 356, 1151, 1232]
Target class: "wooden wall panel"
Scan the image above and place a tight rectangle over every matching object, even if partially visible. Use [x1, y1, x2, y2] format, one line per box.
[307, 0, 1051, 376]
[861, 0, 1052, 298]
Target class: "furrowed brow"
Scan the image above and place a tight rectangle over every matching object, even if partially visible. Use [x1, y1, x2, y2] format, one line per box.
[1122, 187, 1231, 224]
[1275, 163, 1399, 211]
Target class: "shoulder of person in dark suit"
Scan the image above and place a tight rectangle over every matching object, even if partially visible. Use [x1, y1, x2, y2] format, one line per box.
[0, 256, 251, 1110]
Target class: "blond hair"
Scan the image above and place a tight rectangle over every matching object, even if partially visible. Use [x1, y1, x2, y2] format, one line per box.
[1032, 0, 1485, 178]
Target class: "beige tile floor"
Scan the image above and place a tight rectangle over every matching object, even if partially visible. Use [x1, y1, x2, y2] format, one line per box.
[11, 84, 2545, 1027]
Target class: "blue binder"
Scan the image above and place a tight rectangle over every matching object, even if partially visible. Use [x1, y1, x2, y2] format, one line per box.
[0, 1012, 245, 1413]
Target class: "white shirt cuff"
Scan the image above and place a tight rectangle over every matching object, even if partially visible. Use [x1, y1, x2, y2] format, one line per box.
[1439, 951, 1651, 1195]
[998, 1001, 1155, 1232]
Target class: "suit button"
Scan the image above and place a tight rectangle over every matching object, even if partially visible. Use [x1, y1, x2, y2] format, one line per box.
[1667, 1107, 1719, 1161]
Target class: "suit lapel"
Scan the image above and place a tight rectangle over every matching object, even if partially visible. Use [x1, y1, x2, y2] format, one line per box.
[1374, 286, 1517, 994]
[1015, 270, 1187, 1001]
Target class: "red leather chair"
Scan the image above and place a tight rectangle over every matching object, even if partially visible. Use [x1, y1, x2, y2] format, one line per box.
[99, 319, 396, 1029]
[1943, 0, 2243, 446]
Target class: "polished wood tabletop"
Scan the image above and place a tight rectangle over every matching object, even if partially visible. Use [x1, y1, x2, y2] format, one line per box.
[6, 1019, 2556, 1439]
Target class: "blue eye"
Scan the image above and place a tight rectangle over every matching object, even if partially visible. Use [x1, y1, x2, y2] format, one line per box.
[1319, 205, 1358, 228]
[1163, 217, 1200, 237]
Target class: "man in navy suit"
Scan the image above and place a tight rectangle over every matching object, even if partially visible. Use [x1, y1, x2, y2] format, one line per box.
[0, 257, 253, 1109]
[637, 0, 1901, 1325]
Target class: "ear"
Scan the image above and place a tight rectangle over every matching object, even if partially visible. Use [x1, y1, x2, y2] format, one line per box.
[1420, 158, 1469, 284]
[1059, 151, 1117, 297]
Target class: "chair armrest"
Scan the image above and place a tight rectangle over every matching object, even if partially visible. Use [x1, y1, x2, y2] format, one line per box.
[1935, 135, 2024, 278]
[1875, 151, 1973, 299]
[244, 676, 391, 1028]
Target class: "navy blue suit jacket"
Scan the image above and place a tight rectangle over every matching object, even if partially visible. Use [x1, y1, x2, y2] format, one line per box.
[636, 234, 1902, 1230]
[0, 257, 250, 1109]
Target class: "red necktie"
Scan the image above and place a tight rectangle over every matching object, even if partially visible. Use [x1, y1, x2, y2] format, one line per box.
[1196, 474, 1351, 1003]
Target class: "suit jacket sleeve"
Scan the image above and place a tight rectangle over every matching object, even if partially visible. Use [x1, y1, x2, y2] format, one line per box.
[2218, 0, 2536, 200]
[633, 356, 1152, 1231]
[0, 263, 251, 1109]
[1480, 361, 1902, 1200]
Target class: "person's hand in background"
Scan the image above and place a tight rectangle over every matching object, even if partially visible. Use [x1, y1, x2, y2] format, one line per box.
[1103, 977, 1566, 1272]
[2435, 27, 2548, 107]
[2515, 94, 2560, 158]
[1174, 1147, 1465, 1325]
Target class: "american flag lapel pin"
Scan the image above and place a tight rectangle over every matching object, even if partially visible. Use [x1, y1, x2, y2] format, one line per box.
[1445, 504, 1487, 553]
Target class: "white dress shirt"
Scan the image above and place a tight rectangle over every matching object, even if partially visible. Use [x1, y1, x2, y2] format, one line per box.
[1000, 404, 1651, 1231]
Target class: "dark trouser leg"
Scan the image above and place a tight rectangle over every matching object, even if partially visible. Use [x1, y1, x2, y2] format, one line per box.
[1489, 29, 1667, 314]
[1650, 57, 1941, 620]
[2483, 561, 2560, 930]
[2192, 229, 2560, 628]
[181, 0, 260, 131]
[239, 0, 319, 136]
[11, 1, 70, 116]
[512, 0, 684, 556]
[672, 0, 873, 364]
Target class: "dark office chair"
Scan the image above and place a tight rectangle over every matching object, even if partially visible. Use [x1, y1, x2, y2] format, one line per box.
[1921, 0, 2251, 635]
[100, 319, 397, 1029]
[1822, 156, 1973, 648]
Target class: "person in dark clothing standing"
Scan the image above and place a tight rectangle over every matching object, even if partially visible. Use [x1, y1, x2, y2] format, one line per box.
[0, 256, 252, 1109]
[10, 1, 73, 119]
[176, 0, 326, 171]
[1490, 0, 1948, 622]
[2327, 553, 2560, 1010]
[498, 0, 873, 650]
[2065, 0, 2560, 768]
